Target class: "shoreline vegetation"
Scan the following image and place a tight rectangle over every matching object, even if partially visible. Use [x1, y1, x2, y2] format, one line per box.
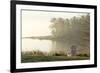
[21, 50, 90, 63]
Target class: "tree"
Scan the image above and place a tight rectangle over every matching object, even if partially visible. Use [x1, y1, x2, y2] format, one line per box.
[50, 14, 90, 50]
[50, 18, 65, 38]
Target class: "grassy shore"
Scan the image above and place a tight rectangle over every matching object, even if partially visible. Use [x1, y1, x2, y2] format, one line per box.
[21, 54, 90, 63]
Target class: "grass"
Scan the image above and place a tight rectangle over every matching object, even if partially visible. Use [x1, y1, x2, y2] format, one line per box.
[21, 51, 90, 63]
[22, 56, 90, 63]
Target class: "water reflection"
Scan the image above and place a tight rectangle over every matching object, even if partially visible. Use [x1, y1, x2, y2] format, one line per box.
[22, 39, 70, 54]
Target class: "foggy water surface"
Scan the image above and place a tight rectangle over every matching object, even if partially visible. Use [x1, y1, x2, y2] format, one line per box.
[22, 39, 69, 54]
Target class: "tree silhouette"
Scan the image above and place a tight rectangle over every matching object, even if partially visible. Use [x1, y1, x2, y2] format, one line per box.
[50, 14, 90, 49]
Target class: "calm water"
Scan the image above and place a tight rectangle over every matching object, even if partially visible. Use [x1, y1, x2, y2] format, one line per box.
[22, 39, 52, 52]
[22, 39, 71, 54]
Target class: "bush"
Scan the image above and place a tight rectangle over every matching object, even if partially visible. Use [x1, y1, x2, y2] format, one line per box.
[77, 54, 89, 57]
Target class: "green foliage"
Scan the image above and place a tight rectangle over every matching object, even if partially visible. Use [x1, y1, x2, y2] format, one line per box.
[77, 54, 89, 57]
[21, 52, 90, 63]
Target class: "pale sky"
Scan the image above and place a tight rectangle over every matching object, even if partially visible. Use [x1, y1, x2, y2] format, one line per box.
[22, 10, 87, 37]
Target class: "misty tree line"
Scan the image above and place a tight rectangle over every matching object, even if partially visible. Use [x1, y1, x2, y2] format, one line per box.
[50, 14, 90, 49]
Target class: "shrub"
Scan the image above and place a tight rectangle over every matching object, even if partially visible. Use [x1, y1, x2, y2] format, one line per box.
[77, 54, 89, 57]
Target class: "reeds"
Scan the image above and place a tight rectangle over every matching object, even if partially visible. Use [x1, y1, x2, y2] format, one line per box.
[22, 49, 67, 56]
